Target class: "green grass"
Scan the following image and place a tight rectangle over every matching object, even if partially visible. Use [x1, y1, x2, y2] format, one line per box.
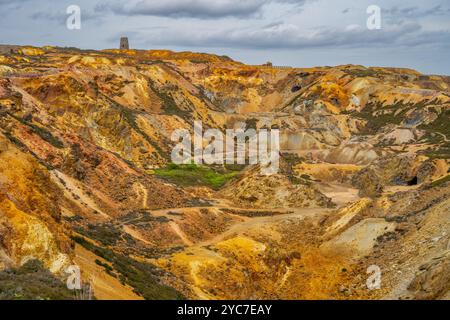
[0, 260, 74, 300]
[289, 174, 312, 186]
[420, 109, 450, 142]
[75, 223, 123, 247]
[155, 163, 240, 190]
[356, 100, 419, 134]
[356, 99, 444, 136]
[343, 68, 379, 78]
[10, 113, 64, 148]
[99, 93, 169, 159]
[429, 174, 450, 188]
[147, 80, 190, 118]
[72, 236, 184, 300]
[419, 109, 450, 159]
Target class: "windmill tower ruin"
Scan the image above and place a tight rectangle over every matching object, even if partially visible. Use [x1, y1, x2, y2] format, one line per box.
[119, 37, 129, 50]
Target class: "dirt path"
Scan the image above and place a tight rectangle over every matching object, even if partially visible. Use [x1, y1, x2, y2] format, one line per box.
[133, 182, 148, 209]
[317, 183, 360, 207]
[198, 207, 326, 247]
[149, 184, 363, 299]
[147, 182, 360, 248]
[122, 225, 154, 245]
[151, 203, 306, 217]
[169, 221, 194, 246]
[50, 170, 110, 219]
[436, 132, 450, 143]
[117, 181, 361, 255]
[384, 185, 421, 193]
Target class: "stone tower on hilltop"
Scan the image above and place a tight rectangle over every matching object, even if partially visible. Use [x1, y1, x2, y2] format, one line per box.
[119, 37, 129, 50]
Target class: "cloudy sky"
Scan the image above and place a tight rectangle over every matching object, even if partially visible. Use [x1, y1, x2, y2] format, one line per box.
[1, 0, 450, 74]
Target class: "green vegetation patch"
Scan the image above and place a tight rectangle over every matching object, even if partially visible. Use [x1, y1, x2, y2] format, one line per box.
[429, 174, 450, 188]
[147, 80, 190, 118]
[419, 109, 450, 159]
[155, 163, 240, 190]
[357, 100, 416, 134]
[10, 113, 64, 148]
[75, 223, 124, 247]
[0, 260, 74, 300]
[289, 174, 313, 186]
[343, 68, 379, 78]
[100, 93, 168, 159]
[420, 109, 450, 142]
[72, 236, 184, 300]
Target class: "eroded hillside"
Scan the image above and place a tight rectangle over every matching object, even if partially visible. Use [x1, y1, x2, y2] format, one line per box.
[0, 45, 449, 300]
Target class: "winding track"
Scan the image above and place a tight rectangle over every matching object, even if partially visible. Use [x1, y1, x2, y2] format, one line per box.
[120, 183, 359, 248]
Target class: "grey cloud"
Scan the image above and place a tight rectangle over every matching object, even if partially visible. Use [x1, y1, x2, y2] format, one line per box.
[134, 21, 450, 50]
[0, 0, 31, 10]
[31, 9, 103, 24]
[423, 5, 449, 16]
[0, 0, 29, 3]
[383, 4, 449, 19]
[96, 0, 307, 19]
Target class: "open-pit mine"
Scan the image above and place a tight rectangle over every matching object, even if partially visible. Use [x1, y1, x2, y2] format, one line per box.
[0, 45, 449, 300]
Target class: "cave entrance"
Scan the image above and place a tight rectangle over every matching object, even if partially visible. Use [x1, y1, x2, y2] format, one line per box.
[407, 176, 418, 186]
